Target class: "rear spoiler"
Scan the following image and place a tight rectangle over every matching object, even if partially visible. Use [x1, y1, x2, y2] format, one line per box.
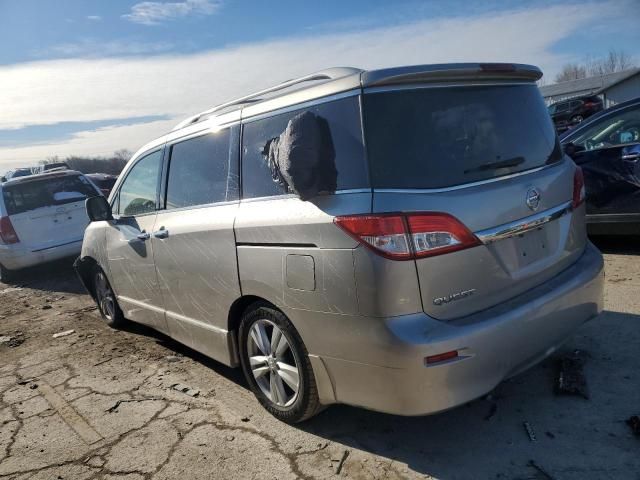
[361, 63, 543, 87]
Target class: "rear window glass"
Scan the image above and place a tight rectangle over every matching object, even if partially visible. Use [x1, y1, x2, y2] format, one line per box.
[363, 84, 561, 189]
[242, 95, 368, 199]
[2, 175, 97, 215]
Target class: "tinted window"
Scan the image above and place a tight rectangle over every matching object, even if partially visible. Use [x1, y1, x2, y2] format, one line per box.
[166, 128, 237, 209]
[241, 96, 368, 199]
[363, 84, 561, 189]
[118, 150, 162, 216]
[2, 175, 98, 215]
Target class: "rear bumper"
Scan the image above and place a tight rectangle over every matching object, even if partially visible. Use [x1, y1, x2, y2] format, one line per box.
[0, 240, 82, 271]
[314, 242, 604, 415]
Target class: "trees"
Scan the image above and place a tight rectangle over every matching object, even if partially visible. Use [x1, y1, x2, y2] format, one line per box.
[554, 49, 635, 83]
[38, 151, 129, 175]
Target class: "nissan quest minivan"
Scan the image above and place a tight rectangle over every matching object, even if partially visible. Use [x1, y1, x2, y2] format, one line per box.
[76, 63, 605, 423]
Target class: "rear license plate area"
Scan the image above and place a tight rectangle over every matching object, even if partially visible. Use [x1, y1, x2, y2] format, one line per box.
[514, 228, 548, 267]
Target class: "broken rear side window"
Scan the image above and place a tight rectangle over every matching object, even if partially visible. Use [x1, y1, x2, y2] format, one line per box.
[241, 95, 368, 200]
[363, 84, 562, 189]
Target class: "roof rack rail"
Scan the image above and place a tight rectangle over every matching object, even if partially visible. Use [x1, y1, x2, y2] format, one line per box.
[172, 67, 361, 131]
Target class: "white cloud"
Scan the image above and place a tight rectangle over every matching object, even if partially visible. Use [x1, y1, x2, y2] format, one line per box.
[34, 39, 175, 58]
[123, 0, 221, 25]
[0, 118, 178, 172]
[87, 15, 102, 21]
[0, 3, 620, 168]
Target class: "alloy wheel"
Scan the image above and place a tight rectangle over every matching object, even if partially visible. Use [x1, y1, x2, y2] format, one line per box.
[95, 271, 116, 322]
[246, 319, 300, 408]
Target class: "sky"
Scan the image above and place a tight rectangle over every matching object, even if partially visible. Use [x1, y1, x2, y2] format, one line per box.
[0, 0, 639, 173]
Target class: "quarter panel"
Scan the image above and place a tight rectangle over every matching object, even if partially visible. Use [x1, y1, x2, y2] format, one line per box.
[234, 193, 370, 248]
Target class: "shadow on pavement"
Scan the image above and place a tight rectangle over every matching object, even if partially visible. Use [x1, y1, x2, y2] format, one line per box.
[590, 235, 640, 255]
[0, 256, 85, 294]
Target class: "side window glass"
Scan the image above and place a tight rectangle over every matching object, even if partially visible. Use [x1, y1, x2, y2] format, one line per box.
[166, 127, 237, 209]
[117, 150, 162, 216]
[572, 107, 640, 151]
[241, 95, 368, 200]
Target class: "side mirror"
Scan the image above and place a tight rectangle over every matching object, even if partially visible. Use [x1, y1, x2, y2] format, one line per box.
[86, 195, 113, 222]
[0, 176, 5, 183]
[563, 142, 585, 158]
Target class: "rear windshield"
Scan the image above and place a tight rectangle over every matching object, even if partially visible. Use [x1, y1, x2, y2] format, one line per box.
[363, 84, 562, 189]
[2, 175, 97, 215]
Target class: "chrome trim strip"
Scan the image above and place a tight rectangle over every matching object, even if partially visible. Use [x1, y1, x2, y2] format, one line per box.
[475, 201, 573, 244]
[374, 160, 564, 194]
[31, 238, 83, 252]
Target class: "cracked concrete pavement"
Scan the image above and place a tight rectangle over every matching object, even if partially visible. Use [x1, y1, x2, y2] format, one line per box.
[1, 237, 639, 479]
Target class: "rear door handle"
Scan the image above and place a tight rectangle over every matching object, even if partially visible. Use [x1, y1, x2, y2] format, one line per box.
[153, 228, 169, 239]
[137, 232, 150, 241]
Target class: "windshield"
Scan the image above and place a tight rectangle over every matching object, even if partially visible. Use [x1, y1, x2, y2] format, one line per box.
[362, 84, 561, 189]
[2, 175, 98, 215]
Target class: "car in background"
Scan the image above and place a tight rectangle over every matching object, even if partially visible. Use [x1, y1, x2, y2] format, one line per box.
[548, 95, 603, 133]
[0, 170, 102, 281]
[85, 173, 118, 198]
[2, 168, 34, 182]
[560, 97, 640, 235]
[41, 162, 70, 172]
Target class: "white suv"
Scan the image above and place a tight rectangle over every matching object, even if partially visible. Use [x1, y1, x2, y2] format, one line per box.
[0, 170, 101, 281]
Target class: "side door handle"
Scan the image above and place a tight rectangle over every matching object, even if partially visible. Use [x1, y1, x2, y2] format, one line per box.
[136, 231, 150, 241]
[153, 228, 169, 239]
[622, 152, 639, 163]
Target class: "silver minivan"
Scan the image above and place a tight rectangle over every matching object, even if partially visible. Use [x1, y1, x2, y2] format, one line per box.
[76, 63, 605, 423]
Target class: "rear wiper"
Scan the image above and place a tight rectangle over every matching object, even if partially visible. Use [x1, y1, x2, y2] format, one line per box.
[464, 156, 525, 174]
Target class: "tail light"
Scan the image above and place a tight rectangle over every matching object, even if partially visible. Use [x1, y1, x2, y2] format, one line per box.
[334, 213, 480, 260]
[0, 216, 19, 244]
[573, 166, 586, 209]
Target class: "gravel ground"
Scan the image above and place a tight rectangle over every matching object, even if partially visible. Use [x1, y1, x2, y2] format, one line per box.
[0, 238, 639, 480]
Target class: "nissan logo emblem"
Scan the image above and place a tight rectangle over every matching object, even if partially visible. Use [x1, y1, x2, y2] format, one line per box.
[526, 187, 541, 211]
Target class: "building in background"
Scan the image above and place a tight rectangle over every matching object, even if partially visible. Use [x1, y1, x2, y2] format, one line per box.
[540, 67, 640, 107]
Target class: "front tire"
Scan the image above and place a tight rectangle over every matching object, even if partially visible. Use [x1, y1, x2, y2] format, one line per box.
[93, 266, 125, 328]
[239, 303, 321, 423]
[571, 114, 584, 124]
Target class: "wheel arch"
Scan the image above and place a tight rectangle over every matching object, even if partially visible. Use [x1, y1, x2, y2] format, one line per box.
[73, 256, 99, 300]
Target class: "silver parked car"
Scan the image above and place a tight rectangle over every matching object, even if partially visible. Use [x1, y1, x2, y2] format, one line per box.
[76, 63, 605, 423]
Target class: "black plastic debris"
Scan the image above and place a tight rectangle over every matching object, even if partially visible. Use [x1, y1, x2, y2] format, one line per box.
[555, 350, 589, 399]
[627, 415, 640, 436]
[263, 111, 337, 200]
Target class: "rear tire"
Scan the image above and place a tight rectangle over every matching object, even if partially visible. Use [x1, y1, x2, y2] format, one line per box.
[239, 303, 321, 423]
[0, 263, 14, 284]
[93, 266, 125, 328]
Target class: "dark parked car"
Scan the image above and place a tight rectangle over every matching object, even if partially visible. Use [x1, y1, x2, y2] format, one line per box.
[560, 97, 640, 235]
[85, 173, 118, 197]
[548, 95, 603, 133]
